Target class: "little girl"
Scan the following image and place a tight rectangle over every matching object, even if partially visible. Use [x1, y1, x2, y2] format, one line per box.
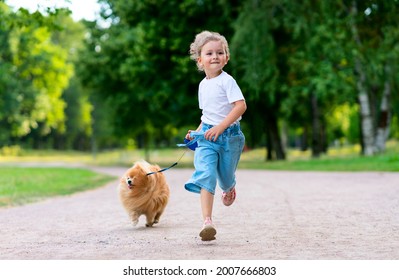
[185, 31, 246, 241]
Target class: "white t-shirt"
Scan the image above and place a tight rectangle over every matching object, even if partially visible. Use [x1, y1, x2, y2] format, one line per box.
[198, 71, 245, 126]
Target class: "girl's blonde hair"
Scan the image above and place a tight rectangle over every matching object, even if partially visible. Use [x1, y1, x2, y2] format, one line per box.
[189, 31, 230, 71]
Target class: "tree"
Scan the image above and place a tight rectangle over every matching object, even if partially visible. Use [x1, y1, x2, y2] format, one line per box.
[346, 0, 399, 155]
[0, 3, 73, 147]
[231, 0, 286, 160]
[283, 1, 354, 157]
[48, 15, 94, 150]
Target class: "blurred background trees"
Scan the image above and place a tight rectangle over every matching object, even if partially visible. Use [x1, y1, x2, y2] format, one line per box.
[1, 0, 399, 160]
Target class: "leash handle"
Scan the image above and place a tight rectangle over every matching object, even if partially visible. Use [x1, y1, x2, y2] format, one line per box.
[176, 131, 203, 149]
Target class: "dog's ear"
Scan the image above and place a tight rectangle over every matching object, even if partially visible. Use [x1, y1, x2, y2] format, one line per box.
[134, 163, 146, 176]
[134, 161, 153, 175]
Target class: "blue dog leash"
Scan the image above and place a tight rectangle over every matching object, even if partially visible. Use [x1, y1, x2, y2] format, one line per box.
[145, 151, 185, 176]
[145, 132, 202, 176]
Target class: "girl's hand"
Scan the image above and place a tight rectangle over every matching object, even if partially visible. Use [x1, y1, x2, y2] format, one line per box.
[185, 130, 194, 140]
[204, 125, 225, 141]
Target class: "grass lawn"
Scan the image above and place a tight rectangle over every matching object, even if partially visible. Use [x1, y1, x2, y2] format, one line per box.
[238, 153, 399, 171]
[238, 141, 399, 171]
[0, 167, 116, 207]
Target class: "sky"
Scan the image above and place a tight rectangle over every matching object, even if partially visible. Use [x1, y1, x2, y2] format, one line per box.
[5, 0, 102, 21]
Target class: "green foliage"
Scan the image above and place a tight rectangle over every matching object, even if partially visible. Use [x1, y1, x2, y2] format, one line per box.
[50, 16, 94, 149]
[326, 103, 360, 144]
[281, 1, 356, 144]
[1, 3, 96, 150]
[12, 26, 72, 134]
[0, 3, 73, 145]
[231, 0, 279, 101]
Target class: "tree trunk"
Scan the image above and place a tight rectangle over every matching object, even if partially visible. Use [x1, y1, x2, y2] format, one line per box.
[264, 107, 285, 161]
[311, 92, 322, 158]
[91, 133, 97, 160]
[356, 62, 375, 155]
[265, 126, 273, 161]
[350, 1, 375, 156]
[321, 121, 328, 153]
[266, 110, 285, 160]
[300, 127, 309, 151]
[270, 118, 286, 160]
[375, 64, 392, 152]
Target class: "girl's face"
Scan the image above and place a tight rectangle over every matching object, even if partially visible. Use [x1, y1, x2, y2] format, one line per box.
[198, 40, 229, 78]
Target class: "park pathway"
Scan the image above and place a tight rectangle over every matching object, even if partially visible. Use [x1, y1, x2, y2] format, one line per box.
[1, 166, 398, 259]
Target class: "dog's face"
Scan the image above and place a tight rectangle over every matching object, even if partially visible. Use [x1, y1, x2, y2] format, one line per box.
[121, 164, 149, 190]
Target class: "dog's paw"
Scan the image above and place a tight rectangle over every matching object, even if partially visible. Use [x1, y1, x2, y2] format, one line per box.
[145, 222, 154, 227]
[132, 219, 139, 226]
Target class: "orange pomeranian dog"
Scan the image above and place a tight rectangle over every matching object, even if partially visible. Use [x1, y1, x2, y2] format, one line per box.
[118, 161, 170, 227]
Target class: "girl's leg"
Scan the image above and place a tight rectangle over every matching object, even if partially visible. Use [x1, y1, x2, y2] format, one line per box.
[200, 188, 214, 220]
[199, 188, 216, 241]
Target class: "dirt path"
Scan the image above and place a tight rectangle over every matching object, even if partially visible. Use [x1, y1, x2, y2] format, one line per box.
[1, 166, 398, 260]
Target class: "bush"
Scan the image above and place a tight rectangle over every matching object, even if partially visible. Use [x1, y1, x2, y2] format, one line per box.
[0, 145, 23, 156]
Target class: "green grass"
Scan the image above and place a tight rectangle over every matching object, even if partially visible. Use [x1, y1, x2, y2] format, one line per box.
[0, 167, 116, 207]
[239, 141, 399, 171]
[238, 153, 399, 171]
